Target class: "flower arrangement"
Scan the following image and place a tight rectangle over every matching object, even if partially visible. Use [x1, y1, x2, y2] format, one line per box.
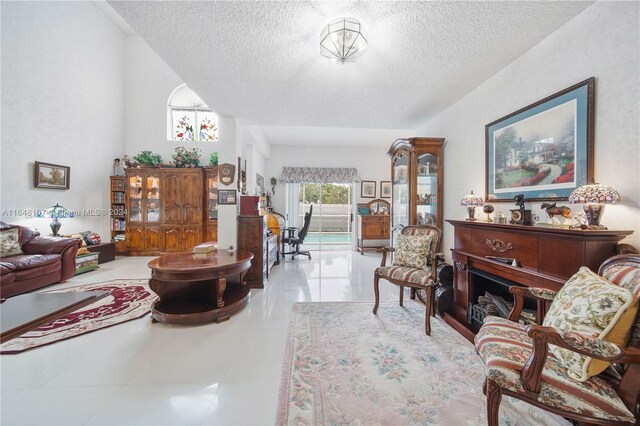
[133, 151, 163, 167]
[172, 146, 201, 168]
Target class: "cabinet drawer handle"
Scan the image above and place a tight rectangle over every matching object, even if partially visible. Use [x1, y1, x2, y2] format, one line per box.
[486, 239, 513, 253]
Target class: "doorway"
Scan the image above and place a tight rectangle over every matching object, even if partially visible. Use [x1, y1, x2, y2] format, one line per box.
[286, 183, 353, 250]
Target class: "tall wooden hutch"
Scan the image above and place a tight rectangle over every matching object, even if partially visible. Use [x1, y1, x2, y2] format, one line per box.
[388, 137, 445, 237]
[123, 168, 217, 255]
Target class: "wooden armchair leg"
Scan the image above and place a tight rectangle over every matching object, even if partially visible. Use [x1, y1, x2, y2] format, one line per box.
[484, 379, 502, 426]
[373, 274, 380, 315]
[399, 286, 404, 307]
[424, 287, 434, 335]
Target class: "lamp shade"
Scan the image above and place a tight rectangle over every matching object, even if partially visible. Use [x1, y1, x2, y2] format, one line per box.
[568, 183, 620, 204]
[36, 203, 75, 219]
[320, 18, 367, 63]
[461, 190, 484, 206]
[36, 203, 75, 236]
[568, 182, 619, 229]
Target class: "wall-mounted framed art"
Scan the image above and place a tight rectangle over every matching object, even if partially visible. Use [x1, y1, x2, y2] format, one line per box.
[218, 189, 237, 205]
[34, 161, 70, 190]
[380, 181, 391, 198]
[361, 180, 376, 198]
[485, 77, 594, 202]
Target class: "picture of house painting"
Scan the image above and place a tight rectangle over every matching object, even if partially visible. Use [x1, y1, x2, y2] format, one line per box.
[493, 100, 577, 192]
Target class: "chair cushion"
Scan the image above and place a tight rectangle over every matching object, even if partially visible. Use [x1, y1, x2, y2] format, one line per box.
[392, 234, 432, 269]
[0, 227, 23, 257]
[542, 267, 638, 381]
[376, 265, 434, 287]
[600, 261, 640, 347]
[475, 316, 636, 423]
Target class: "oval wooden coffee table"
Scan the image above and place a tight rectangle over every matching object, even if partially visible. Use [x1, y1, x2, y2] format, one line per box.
[147, 249, 254, 324]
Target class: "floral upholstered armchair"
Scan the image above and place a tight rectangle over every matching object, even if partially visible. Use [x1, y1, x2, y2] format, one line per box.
[373, 225, 444, 335]
[475, 254, 640, 425]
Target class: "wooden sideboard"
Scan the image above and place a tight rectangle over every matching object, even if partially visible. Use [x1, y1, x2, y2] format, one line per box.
[446, 219, 632, 341]
[237, 215, 279, 288]
[357, 215, 390, 254]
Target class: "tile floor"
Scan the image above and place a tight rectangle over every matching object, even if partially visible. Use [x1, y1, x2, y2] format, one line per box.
[1, 249, 401, 425]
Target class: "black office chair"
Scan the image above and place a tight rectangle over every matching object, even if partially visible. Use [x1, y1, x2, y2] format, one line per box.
[283, 205, 313, 259]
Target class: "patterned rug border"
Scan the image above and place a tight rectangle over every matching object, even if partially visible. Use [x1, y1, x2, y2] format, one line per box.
[1, 279, 155, 355]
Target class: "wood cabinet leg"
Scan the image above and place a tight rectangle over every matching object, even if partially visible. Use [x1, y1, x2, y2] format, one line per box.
[216, 277, 226, 308]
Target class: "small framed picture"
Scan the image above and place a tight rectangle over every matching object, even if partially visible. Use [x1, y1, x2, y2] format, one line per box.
[361, 180, 376, 198]
[218, 189, 237, 205]
[35, 161, 70, 190]
[380, 181, 391, 198]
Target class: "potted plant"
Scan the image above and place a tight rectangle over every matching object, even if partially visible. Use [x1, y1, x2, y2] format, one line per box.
[172, 146, 201, 168]
[133, 151, 163, 167]
[209, 152, 218, 167]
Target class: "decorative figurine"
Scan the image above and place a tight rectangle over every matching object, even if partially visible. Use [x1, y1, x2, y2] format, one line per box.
[483, 205, 494, 222]
[540, 202, 571, 225]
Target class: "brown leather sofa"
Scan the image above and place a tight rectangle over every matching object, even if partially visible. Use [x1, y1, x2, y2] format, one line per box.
[1, 222, 79, 298]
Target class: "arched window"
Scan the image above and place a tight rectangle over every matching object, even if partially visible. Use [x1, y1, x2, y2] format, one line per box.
[167, 84, 219, 141]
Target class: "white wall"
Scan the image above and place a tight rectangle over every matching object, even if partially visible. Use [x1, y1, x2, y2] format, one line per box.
[0, 2, 125, 238]
[266, 145, 392, 215]
[417, 1, 640, 258]
[123, 36, 220, 166]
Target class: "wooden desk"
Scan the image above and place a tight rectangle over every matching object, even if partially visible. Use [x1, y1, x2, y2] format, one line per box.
[0, 291, 110, 344]
[147, 249, 254, 324]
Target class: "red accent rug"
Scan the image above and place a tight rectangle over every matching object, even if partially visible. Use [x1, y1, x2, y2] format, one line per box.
[0, 280, 156, 354]
[277, 301, 570, 425]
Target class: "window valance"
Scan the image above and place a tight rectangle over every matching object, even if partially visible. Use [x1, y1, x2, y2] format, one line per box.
[279, 167, 361, 184]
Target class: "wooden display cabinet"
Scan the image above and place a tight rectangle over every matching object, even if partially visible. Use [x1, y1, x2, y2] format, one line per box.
[205, 167, 219, 242]
[124, 168, 205, 255]
[388, 137, 445, 241]
[357, 198, 391, 254]
[109, 176, 127, 253]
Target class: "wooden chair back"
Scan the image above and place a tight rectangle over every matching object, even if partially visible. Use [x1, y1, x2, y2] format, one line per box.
[597, 254, 640, 417]
[400, 225, 442, 262]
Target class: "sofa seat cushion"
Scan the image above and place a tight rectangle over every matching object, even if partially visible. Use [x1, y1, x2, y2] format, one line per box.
[2, 254, 61, 271]
[475, 316, 635, 423]
[376, 265, 434, 287]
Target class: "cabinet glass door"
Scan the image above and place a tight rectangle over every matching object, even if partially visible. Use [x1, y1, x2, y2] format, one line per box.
[416, 152, 438, 226]
[146, 175, 160, 223]
[392, 152, 409, 230]
[208, 174, 218, 220]
[128, 175, 143, 222]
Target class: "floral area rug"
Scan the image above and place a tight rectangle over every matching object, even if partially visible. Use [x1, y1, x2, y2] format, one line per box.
[1, 280, 156, 354]
[277, 301, 570, 425]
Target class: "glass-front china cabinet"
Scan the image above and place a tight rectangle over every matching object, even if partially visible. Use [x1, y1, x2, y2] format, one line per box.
[388, 137, 445, 241]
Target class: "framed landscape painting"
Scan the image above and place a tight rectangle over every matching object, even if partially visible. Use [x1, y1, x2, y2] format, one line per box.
[34, 161, 70, 190]
[361, 181, 376, 198]
[485, 78, 594, 202]
[380, 181, 391, 198]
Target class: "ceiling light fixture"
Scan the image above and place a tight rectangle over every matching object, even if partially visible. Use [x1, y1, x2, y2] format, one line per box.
[320, 17, 367, 63]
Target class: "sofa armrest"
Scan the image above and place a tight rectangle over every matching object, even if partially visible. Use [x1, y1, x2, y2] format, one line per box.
[22, 236, 80, 255]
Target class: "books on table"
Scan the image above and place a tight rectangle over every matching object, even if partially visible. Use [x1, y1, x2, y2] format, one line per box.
[192, 242, 216, 254]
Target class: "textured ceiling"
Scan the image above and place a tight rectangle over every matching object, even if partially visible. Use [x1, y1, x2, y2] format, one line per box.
[108, 1, 593, 144]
